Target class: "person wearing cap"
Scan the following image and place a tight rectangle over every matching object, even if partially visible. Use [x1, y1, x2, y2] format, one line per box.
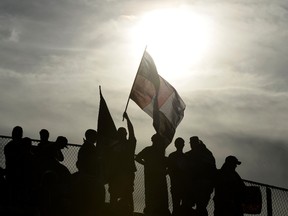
[183, 136, 216, 216]
[213, 155, 246, 216]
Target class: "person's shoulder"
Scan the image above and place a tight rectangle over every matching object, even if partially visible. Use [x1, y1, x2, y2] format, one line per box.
[128, 134, 136, 141]
[4, 140, 15, 152]
[128, 136, 137, 144]
[206, 148, 215, 158]
[139, 146, 151, 154]
[78, 142, 91, 155]
[200, 144, 214, 155]
[184, 150, 192, 156]
[168, 151, 177, 157]
[4, 141, 11, 149]
[80, 141, 94, 149]
[233, 170, 242, 179]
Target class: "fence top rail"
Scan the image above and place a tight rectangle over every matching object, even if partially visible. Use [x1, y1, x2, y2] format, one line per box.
[243, 179, 288, 192]
[0, 135, 81, 147]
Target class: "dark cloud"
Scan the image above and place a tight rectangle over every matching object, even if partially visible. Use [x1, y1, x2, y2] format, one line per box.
[0, 44, 45, 73]
[0, 0, 136, 23]
[0, 26, 14, 41]
[0, 0, 140, 74]
[0, 0, 96, 22]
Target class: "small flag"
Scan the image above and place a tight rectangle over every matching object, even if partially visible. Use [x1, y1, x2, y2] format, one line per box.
[97, 86, 118, 183]
[130, 51, 186, 145]
[97, 86, 117, 148]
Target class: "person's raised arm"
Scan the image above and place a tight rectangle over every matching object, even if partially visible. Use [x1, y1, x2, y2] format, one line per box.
[123, 112, 135, 139]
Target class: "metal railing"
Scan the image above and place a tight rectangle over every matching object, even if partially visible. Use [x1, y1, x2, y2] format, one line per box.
[0, 135, 287, 215]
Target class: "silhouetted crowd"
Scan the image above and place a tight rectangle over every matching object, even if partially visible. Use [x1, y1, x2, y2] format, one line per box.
[0, 112, 247, 216]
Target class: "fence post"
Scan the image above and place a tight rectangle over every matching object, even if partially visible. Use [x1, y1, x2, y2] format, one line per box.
[266, 187, 272, 216]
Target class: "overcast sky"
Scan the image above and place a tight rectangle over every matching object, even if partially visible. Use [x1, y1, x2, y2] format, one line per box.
[0, 0, 287, 188]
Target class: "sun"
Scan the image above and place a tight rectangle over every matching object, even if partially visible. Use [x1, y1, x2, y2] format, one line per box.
[130, 7, 215, 80]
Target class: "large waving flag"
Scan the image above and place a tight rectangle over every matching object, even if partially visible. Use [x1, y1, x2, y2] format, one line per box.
[129, 51, 186, 145]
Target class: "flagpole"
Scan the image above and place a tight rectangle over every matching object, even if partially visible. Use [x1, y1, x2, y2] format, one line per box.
[97, 85, 102, 130]
[123, 46, 147, 117]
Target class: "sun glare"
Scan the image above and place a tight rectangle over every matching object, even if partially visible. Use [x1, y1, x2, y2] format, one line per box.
[131, 7, 215, 79]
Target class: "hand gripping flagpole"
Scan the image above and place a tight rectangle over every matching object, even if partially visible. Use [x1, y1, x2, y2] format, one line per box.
[123, 46, 147, 120]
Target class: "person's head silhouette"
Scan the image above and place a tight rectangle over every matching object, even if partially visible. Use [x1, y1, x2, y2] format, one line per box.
[174, 137, 184, 150]
[85, 129, 97, 143]
[55, 136, 68, 149]
[12, 126, 23, 141]
[151, 133, 161, 144]
[189, 136, 200, 149]
[224, 155, 241, 170]
[39, 129, 49, 142]
[151, 133, 166, 152]
[117, 127, 127, 141]
[22, 137, 32, 151]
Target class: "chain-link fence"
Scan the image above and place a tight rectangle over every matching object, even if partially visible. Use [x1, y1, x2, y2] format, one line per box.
[0, 135, 287, 215]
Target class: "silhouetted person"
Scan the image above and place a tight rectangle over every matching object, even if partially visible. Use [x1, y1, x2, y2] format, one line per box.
[107, 112, 137, 216]
[53, 136, 68, 162]
[38, 168, 70, 216]
[33, 134, 71, 216]
[167, 137, 186, 216]
[20, 137, 35, 204]
[76, 129, 102, 178]
[33, 130, 52, 188]
[4, 126, 24, 203]
[4, 126, 23, 180]
[135, 133, 170, 216]
[36, 136, 69, 179]
[213, 156, 246, 216]
[36, 130, 66, 162]
[38, 129, 50, 149]
[0, 167, 8, 206]
[39, 152, 71, 215]
[35, 129, 51, 159]
[38, 170, 59, 216]
[183, 136, 216, 216]
[43, 136, 70, 180]
[71, 129, 105, 216]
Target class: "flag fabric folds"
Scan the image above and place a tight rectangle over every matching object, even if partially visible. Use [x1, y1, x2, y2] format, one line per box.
[97, 86, 117, 148]
[97, 87, 118, 183]
[130, 51, 186, 145]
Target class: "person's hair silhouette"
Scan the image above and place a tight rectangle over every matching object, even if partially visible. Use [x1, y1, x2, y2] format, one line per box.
[39, 129, 49, 142]
[11, 126, 23, 141]
[85, 129, 97, 143]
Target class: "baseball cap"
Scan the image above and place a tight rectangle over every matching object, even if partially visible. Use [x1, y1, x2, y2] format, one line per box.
[225, 155, 241, 165]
